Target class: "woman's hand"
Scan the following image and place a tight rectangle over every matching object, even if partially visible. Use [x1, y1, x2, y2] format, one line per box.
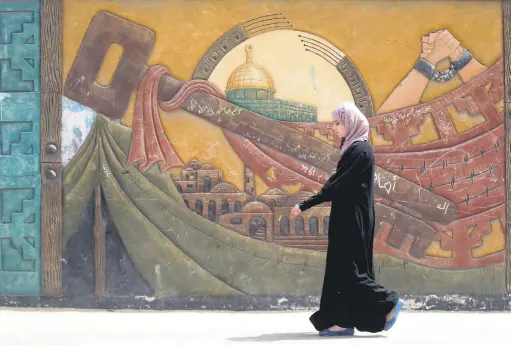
[291, 204, 302, 217]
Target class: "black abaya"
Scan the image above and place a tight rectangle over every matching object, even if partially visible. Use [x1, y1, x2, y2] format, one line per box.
[299, 140, 398, 333]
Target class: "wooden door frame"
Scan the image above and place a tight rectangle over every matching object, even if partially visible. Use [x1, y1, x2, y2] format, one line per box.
[38, 0, 511, 297]
[40, 0, 62, 297]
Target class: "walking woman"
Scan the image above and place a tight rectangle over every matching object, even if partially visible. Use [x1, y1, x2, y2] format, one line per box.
[291, 101, 404, 336]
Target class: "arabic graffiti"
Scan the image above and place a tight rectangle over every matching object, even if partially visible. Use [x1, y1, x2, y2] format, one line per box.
[374, 172, 397, 195]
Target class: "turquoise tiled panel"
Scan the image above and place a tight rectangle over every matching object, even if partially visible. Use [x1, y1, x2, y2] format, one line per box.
[0, 93, 40, 176]
[0, 1, 41, 296]
[0, 175, 40, 295]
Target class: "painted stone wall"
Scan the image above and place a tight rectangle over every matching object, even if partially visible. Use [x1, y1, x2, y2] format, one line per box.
[0, 0, 508, 306]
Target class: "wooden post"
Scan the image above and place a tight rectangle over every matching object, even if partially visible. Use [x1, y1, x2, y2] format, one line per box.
[94, 184, 106, 297]
[503, 0, 511, 293]
[41, 0, 63, 297]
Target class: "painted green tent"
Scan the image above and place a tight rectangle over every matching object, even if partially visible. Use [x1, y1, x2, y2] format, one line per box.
[62, 115, 326, 298]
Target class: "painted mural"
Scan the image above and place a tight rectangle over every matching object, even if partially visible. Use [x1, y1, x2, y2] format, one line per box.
[0, 0, 506, 299]
[59, 1, 506, 298]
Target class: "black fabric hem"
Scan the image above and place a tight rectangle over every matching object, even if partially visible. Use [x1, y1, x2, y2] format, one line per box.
[309, 291, 399, 333]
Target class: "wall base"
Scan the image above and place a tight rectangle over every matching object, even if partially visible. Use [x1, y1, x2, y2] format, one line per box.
[0, 294, 510, 311]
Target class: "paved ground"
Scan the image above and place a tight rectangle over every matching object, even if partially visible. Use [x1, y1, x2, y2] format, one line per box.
[0, 308, 509, 344]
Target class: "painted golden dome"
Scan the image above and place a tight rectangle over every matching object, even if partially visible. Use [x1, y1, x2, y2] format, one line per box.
[226, 45, 276, 92]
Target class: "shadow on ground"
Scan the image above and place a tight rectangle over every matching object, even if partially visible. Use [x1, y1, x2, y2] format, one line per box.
[229, 332, 386, 342]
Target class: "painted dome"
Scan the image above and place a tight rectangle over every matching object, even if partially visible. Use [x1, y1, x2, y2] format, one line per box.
[242, 201, 272, 213]
[226, 45, 276, 92]
[211, 182, 239, 193]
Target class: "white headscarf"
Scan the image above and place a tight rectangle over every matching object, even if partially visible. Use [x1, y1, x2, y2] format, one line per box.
[332, 101, 370, 157]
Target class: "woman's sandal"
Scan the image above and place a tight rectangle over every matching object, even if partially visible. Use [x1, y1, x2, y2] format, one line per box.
[384, 299, 404, 331]
[318, 328, 355, 336]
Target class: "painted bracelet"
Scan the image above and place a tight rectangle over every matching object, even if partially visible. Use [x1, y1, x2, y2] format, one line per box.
[413, 58, 436, 80]
[451, 49, 473, 72]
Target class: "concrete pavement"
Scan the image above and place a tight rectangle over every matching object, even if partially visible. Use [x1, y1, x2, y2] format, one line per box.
[0, 308, 509, 344]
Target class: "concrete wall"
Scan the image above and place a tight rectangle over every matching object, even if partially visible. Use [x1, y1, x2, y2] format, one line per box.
[0, 0, 508, 309]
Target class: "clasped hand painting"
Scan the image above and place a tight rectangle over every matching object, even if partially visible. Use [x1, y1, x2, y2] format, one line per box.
[0, 0, 508, 304]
